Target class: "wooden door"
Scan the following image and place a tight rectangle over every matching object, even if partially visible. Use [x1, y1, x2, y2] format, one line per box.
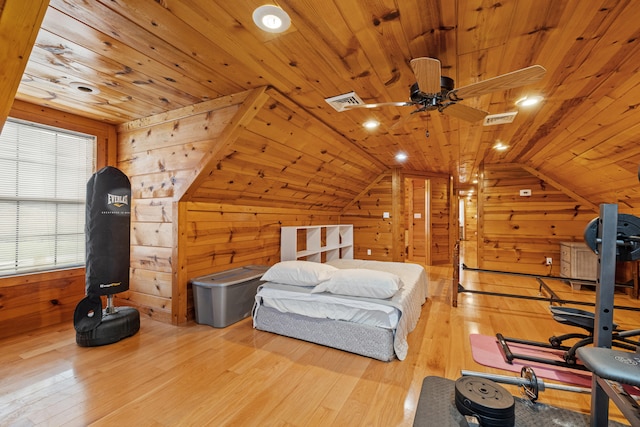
[405, 178, 430, 265]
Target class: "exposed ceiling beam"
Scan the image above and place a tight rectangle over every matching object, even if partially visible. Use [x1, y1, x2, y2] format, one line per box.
[0, 0, 49, 131]
[518, 163, 598, 212]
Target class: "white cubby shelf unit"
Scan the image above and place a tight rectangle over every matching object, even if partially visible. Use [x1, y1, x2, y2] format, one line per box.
[280, 225, 354, 262]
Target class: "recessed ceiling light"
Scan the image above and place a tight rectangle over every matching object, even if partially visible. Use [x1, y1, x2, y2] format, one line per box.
[395, 153, 408, 162]
[363, 119, 379, 129]
[69, 82, 100, 95]
[253, 5, 291, 33]
[493, 141, 509, 151]
[515, 95, 543, 107]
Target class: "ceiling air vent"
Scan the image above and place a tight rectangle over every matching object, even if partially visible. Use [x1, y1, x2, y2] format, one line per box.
[483, 111, 518, 126]
[325, 91, 365, 112]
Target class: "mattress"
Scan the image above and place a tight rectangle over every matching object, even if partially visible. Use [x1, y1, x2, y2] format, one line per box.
[258, 283, 400, 329]
[253, 259, 428, 360]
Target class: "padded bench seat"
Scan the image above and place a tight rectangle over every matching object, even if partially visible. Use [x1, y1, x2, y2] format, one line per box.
[577, 347, 640, 427]
[576, 347, 640, 386]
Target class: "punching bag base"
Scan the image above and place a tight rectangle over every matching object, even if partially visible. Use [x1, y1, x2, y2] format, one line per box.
[76, 307, 140, 347]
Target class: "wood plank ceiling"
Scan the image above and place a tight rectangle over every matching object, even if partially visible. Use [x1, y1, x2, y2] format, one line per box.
[11, 0, 640, 209]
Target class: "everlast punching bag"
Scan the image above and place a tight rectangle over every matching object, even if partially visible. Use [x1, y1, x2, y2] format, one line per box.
[85, 166, 131, 294]
[74, 166, 140, 346]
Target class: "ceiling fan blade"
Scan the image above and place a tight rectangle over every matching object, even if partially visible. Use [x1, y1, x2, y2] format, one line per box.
[389, 111, 421, 133]
[410, 57, 442, 94]
[441, 102, 489, 122]
[342, 101, 415, 110]
[450, 65, 547, 100]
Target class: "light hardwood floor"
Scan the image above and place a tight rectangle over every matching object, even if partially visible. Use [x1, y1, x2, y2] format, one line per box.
[1, 261, 638, 426]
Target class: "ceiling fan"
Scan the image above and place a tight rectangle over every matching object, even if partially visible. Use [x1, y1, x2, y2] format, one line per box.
[341, 58, 547, 123]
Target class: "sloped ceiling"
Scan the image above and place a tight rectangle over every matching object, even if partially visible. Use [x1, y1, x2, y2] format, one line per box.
[8, 0, 640, 210]
[184, 87, 390, 209]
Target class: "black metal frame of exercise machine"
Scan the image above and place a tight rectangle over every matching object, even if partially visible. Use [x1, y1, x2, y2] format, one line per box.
[495, 305, 640, 371]
[467, 205, 640, 426]
[492, 205, 640, 372]
[497, 205, 640, 426]
[583, 204, 640, 427]
[454, 204, 640, 424]
[456, 269, 640, 313]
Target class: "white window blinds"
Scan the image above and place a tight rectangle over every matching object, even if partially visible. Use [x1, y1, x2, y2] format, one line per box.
[0, 118, 96, 276]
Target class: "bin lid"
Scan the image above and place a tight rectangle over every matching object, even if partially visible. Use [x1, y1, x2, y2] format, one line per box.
[190, 265, 268, 287]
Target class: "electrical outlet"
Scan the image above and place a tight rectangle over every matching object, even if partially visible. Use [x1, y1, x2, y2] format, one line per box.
[367, 249, 372, 256]
[546, 257, 553, 266]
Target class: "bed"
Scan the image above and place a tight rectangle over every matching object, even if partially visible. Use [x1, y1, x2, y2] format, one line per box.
[252, 258, 428, 361]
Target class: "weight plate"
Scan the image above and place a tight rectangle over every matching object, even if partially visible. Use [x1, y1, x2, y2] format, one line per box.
[583, 217, 599, 253]
[454, 376, 515, 427]
[616, 214, 640, 261]
[520, 366, 539, 402]
[583, 214, 640, 260]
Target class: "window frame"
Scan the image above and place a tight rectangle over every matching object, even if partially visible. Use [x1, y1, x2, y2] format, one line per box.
[0, 117, 98, 276]
[0, 101, 112, 281]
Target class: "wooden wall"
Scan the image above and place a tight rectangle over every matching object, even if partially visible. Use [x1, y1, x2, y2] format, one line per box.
[0, 101, 114, 339]
[477, 164, 598, 275]
[342, 172, 398, 262]
[184, 202, 338, 319]
[0, 269, 84, 340]
[9, 95, 579, 341]
[116, 94, 253, 324]
[116, 88, 365, 325]
[185, 203, 339, 278]
[342, 170, 451, 265]
[6, 94, 594, 338]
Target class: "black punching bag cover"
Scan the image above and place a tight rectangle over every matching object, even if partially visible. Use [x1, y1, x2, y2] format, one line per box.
[85, 166, 131, 296]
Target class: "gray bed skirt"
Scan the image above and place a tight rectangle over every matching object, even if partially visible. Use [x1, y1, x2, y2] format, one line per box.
[253, 306, 396, 362]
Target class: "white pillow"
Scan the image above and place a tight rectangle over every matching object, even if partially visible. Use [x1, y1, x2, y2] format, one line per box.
[311, 268, 402, 299]
[261, 261, 337, 287]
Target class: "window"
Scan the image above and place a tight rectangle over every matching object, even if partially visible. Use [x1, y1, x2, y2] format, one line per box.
[0, 118, 96, 276]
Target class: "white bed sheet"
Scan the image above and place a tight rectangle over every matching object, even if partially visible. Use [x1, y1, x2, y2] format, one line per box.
[258, 284, 399, 329]
[254, 259, 428, 360]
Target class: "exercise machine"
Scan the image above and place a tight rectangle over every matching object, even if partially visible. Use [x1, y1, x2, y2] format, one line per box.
[495, 305, 640, 370]
[495, 206, 640, 371]
[462, 205, 640, 426]
[578, 204, 640, 427]
[73, 166, 140, 346]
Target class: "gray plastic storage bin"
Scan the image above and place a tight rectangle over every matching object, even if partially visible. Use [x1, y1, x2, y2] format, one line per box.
[191, 265, 268, 328]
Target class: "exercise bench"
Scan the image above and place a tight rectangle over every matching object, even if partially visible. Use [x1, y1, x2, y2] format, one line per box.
[577, 347, 640, 427]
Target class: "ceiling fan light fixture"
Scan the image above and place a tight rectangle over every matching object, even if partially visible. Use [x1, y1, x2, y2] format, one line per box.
[515, 95, 543, 107]
[253, 5, 291, 33]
